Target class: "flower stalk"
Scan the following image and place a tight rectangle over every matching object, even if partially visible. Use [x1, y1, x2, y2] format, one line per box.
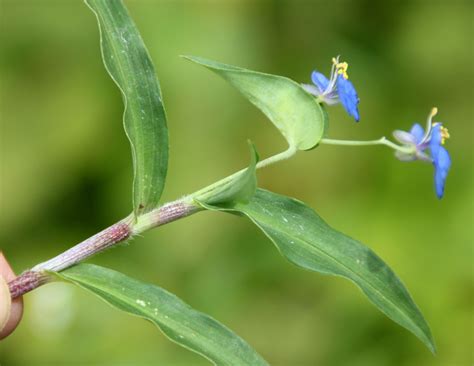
[321, 137, 414, 154]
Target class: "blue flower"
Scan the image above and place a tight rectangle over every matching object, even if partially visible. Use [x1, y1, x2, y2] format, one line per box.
[393, 108, 451, 199]
[302, 56, 360, 122]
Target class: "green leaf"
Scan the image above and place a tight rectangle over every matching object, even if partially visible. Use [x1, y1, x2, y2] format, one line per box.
[54, 264, 269, 366]
[204, 189, 436, 353]
[184, 56, 326, 150]
[194, 141, 258, 206]
[86, 0, 168, 216]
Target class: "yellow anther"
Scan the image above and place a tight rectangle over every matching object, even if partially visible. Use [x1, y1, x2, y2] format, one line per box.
[429, 107, 449, 144]
[440, 126, 450, 145]
[338, 63, 349, 78]
[332, 57, 349, 79]
[336, 62, 349, 79]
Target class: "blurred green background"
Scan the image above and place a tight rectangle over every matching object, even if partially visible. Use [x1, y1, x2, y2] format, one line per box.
[1, 0, 472, 365]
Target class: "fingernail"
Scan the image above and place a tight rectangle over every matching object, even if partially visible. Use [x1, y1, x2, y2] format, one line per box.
[0, 275, 12, 333]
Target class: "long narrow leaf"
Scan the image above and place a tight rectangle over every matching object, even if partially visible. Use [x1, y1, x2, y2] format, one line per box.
[55, 264, 269, 366]
[86, 0, 168, 215]
[203, 188, 436, 353]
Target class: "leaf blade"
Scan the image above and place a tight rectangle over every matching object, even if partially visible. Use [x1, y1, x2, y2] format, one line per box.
[205, 189, 436, 353]
[55, 264, 269, 366]
[184, 56, 326, 150]
[85, 0, 168, 215]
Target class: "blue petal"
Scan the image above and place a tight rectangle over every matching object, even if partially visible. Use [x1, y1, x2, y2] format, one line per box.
[336, 76, 360, 122]
[433, 146, 451, 199]
[409, 123, 425, 144]
[311, 71, 330, 93]
[430, 124, 442, 159]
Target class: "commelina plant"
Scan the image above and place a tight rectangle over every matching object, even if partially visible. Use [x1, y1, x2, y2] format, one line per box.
[7, 1, 451, 364]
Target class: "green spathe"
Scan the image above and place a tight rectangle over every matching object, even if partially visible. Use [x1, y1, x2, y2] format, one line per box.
[193, 141, 259, 206]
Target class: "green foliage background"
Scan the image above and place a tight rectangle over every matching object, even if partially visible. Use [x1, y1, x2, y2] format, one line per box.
[0, 0, 472, 365]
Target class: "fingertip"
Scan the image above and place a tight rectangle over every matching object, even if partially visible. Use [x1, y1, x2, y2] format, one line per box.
[0, 295, 23, 340]
[0, 252, 24, 340]
[0, 276, 12, 334]
[0, 252, 17, 282]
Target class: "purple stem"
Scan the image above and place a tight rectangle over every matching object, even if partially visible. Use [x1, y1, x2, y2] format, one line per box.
[8, 199, 198, 299]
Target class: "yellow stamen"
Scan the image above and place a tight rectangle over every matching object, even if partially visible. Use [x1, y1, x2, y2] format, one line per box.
[337, 63, 349, 79]
[440, 126, 450, 145]
[429, 107, 449, 144]
[332, 58, 349, 79]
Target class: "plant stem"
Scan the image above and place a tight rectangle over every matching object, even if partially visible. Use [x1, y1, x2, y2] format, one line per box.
[8, 146, 295, 299]
[31, 220, 133, 273]
[8, 271, 50, 299]
[8, 199, 198, 299]
[321, 137, 413, 154]
[256, 146, 297, 169]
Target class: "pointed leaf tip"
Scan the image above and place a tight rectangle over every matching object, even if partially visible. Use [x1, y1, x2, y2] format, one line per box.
[201, 188, 436, 353]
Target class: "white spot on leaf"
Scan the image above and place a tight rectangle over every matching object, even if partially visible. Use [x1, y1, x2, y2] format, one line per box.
[136, 299, 147, 307]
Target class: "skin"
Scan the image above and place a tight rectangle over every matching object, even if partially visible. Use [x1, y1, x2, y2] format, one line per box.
[0, 252, 23, 340]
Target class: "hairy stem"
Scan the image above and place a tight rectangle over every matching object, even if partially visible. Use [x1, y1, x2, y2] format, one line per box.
[32, 220, 133, 273]
[8, 271, 50, 299]
[8, 199, 198, 299]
